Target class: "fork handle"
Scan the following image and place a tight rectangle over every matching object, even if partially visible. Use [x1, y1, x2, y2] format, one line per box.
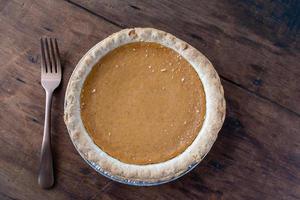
[38, 90, 54, 189]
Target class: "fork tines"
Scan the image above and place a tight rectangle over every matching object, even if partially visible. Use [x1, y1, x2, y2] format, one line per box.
[40, 37, 61, 74]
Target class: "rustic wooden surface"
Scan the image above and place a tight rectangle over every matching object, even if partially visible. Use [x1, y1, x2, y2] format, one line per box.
[0, 0, 299, 199]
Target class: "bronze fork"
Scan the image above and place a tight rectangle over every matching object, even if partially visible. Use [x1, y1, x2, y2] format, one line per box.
[38, 38, 62, 189]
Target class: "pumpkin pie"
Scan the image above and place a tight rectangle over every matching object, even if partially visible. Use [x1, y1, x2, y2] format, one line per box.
[64, 28, 225, 184]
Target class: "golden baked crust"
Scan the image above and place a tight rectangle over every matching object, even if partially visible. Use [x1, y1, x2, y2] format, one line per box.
[64, 28, 226, 183]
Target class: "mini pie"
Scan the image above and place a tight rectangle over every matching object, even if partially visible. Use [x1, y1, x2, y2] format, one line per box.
[64, 28, 225, 184]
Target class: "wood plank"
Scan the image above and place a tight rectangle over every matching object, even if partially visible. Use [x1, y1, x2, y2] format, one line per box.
[69, 0, 300, 114]
[0, 0, 299, 199]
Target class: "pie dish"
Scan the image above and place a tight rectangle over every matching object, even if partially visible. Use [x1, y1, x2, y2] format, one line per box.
[64, 28, 225, 185]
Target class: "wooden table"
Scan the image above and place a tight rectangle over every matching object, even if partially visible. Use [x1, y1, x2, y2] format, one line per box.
[1, 0, 299, 199]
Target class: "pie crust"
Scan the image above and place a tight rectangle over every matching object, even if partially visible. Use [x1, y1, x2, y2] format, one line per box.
[64, 28, 226, 183]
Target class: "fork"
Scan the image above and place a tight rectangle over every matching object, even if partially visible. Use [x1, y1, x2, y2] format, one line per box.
[38, 38, 62, 189]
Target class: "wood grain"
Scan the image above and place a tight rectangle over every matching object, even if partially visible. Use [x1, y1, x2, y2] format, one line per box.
[70, 0, 300, 115]
[0, 0, 299, 199]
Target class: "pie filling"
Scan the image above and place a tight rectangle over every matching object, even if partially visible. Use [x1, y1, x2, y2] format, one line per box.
[80, 42, 206, 165]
